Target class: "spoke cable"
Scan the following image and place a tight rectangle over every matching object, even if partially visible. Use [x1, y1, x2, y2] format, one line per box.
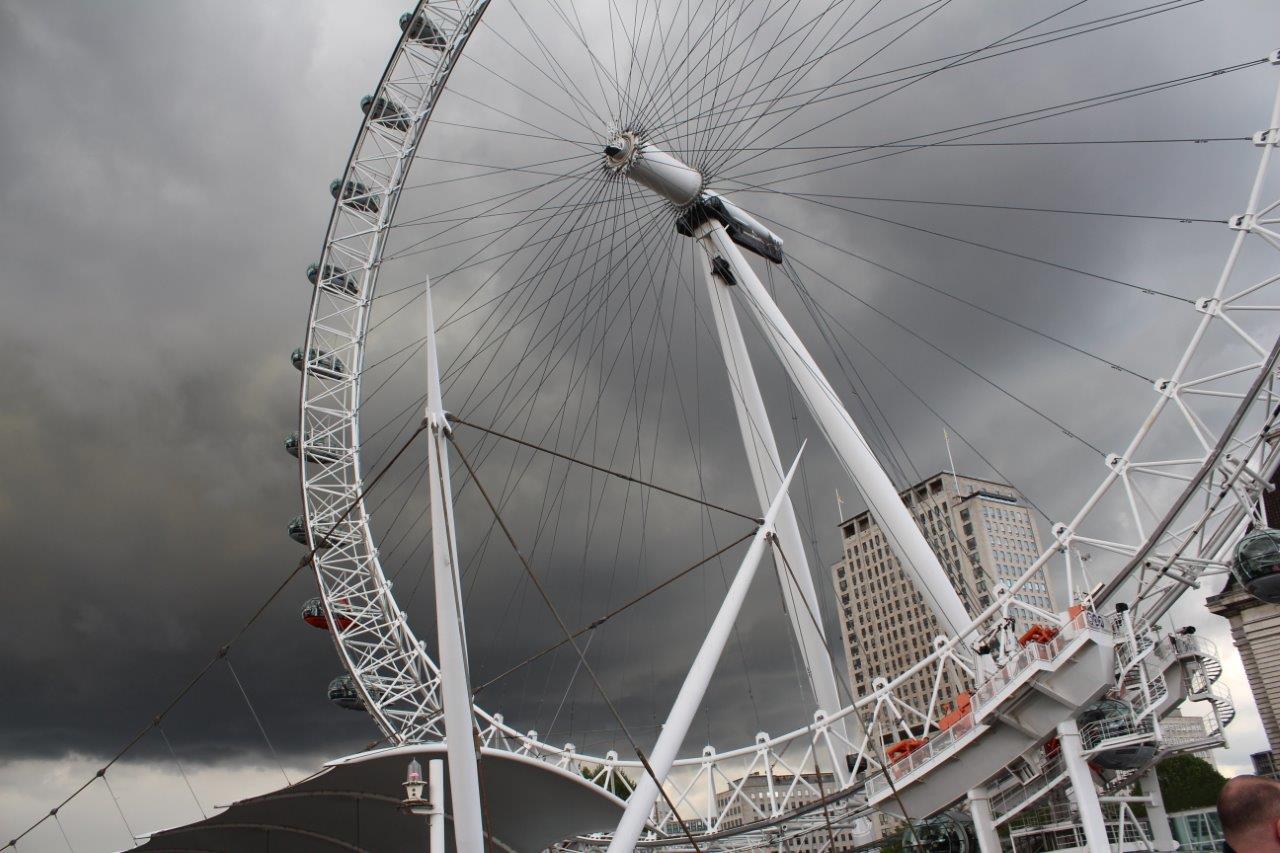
[473, 530, 757, 695]
[452, 417, 760, 522]
[2, 424, 429, 850]
[225, 657, 293, 786]
[447, 434, 705, 851]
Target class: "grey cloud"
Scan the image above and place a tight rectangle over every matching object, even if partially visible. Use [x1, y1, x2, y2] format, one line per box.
[3, 2, 1280, 833]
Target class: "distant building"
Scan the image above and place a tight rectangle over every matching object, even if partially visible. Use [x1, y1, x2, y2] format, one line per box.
[713, 772, 869, 851]
[1206, 569, 1280, 766]
[1253, 750, 1279, 779]
[1160, 711, 1217, 766]
[1206, 449, 1280, 771]
[830, 472, 1055, 713]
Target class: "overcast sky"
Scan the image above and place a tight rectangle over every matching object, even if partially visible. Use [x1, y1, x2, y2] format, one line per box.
[4, 1, 1280, 849]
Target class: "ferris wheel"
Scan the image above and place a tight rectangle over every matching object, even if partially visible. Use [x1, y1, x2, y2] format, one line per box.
[292, 1, 1280, 849]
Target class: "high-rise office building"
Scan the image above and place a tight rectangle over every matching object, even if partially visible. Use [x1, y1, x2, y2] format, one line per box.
[830, 472, 1055, 713]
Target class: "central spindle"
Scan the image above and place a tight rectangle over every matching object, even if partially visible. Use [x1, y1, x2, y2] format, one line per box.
[604, 132, 703, 208]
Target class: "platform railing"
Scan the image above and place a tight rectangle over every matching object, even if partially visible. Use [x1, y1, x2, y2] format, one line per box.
[989, 755, 1066, 822]
[1081, 714, 1156, 752]
[864, 610, 1106, 800]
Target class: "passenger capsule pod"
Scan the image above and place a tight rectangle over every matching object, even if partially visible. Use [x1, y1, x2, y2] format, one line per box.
[399, 11, 447, 47]
[291, 346, 347, 380]
[289, 515, 337, 549]
[327, 674, 366, 711]
[329, 178, 380, 215]
[1232, 528, 1280, 603]
[360, 94, 411, 132]
[284, 431, 343, 465]
[900, 811, 974, 853]
[306, 262, 359, 297]
[1077, 698, 1156, 770]
[302, 597, 354, 631]
[288, 515, 309, 545]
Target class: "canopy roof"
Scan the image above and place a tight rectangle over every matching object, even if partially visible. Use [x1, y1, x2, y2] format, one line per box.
[134, 744, 625, 852]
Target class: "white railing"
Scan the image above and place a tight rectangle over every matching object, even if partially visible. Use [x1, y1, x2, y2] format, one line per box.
[1082, 714, 1155, 753]
[1172, 633, 1220, 661]
[974, 610, 1104, 713]
[989, 755, 1066, 821]
[864, 610, 1105, 800]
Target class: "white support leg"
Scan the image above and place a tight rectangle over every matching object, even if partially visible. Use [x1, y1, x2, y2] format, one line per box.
[428, 758, 446, 853]
[607, 451, 805, 853]
[1057, 718, 1109, 853]
[700, 224, 972, 634]
[423, 280, 486, 852]
[697, 246, 849, 740]
[1141, 766, 1177, 851]
[966, 786, 1001, 853]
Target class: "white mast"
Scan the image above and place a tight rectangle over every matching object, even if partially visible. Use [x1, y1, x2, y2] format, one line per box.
[698, 245, 848, 732]
[423, 279, 487, 851]
[607, 450, 805, 853]
[698, 222, 972, 634]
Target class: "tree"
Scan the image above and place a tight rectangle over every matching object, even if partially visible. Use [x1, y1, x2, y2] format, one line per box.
[1156, 754, 1227, 812]
[581, 763, 636, 799]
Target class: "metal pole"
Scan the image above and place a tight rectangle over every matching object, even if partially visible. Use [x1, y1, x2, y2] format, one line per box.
[423, 280, 486, 851]
[429, 758, 446, 853]
[966, 786, 1001, 853]
[1056, 718, 1109, 852]
[1140, 766, 1177, 851]
[701, 223, 972, 634]
[697, 244, 849, 741]
[606, 450, 805, 853]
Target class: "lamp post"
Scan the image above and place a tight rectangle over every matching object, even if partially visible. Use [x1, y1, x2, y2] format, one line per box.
[402, 758, 446, 853]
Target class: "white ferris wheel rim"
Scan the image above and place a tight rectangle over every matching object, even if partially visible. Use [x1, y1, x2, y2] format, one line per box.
[296, 0, 1280, 835]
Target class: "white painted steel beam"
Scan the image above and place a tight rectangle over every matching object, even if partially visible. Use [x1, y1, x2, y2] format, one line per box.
[1057, 718, 1109, 853]
[429, 758, 445, 853]
[1140, 766, 1177, 851]
[697, 241, 850, 741]
[607, 450, 805, 853]
[702, 222, 972, 634]
[966, 786, 1001, 853]
[423, 280, 486, 851]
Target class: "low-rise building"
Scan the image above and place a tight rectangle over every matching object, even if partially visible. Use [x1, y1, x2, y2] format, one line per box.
[713, 772, 870, 851]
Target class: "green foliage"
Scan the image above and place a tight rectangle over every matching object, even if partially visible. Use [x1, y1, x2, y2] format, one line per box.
[1156, 754, 1227, 812]
[581, 764, 636, 799]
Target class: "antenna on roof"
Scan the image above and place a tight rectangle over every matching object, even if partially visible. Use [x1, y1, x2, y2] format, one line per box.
[943, 429, 962, 495]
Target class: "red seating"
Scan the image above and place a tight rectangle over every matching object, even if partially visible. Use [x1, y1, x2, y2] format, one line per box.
[937, 692, 973, 732]
[886, 738, 929, 764]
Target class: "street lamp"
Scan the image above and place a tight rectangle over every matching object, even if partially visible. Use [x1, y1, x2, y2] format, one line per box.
[401, 757, 446, 852]
[403, 758, 429, 813]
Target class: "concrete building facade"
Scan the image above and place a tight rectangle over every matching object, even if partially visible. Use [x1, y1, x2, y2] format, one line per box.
[830, 472, 1055, 713]
[713, 772, 868, 851]
[1207, 576, 1280, 771]
[1159, 711, 1217, 766]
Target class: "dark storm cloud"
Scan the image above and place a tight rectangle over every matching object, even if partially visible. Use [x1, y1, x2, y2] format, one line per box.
[0, 0, 408, 762]
[2, 0, 1279, 804]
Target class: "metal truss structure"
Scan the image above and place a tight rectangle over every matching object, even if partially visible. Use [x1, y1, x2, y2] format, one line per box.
[297, 2, 1280, 848]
